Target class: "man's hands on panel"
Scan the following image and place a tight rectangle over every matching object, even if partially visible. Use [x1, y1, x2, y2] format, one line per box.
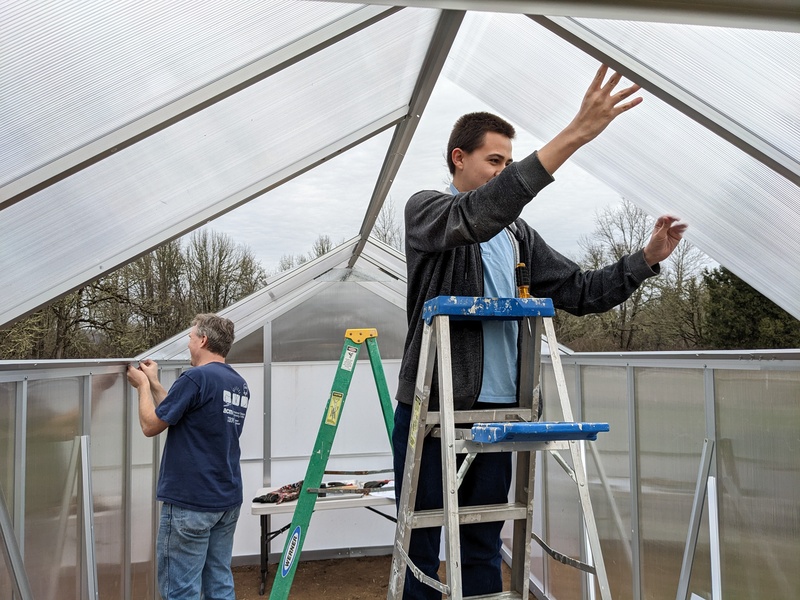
[643, 215, 688, 267]
[567, 64, 642, 146]
[538, 65, 642, 175]
[126, 359, 159, 389]
[127, 363, 147, 389]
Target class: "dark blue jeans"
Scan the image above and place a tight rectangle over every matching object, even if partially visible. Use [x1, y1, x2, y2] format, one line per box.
[157, 503, 241, 600]
[393, 401, 513, 599]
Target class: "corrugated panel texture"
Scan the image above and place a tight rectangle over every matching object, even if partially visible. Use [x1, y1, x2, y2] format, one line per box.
[446, 13, 800, 319]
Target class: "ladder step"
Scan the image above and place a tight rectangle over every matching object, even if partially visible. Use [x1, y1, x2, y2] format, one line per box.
[471, 421, 609, 443]
[467, 592, 524, 600]
[410, 502, 528, 529]
[424, 408, 535, 425]
[423, 296, 555, 323]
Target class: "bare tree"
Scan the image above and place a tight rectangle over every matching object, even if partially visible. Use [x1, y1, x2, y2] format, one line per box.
[309, 234, 335, 258]
[185, 230, 267, 313]
[571, 199, 657, 350]
[557, 199, 712, 351]
[372, 197, 404, 251]
[0, 231, 268, 359]
[277, 234, 338, 273]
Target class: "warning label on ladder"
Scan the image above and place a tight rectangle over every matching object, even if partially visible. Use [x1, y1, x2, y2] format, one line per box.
[342, 345, 358, 371]
[325, 392, 344, 426]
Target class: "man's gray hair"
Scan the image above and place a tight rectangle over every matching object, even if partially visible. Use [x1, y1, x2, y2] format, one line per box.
[192, 314, 235, 358]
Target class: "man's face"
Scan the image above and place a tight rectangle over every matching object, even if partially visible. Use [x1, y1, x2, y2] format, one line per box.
[187, 326, 205, 366]
[452, 131, 513, 192]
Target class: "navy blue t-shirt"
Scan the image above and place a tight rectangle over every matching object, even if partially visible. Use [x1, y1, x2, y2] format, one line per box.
[155, 362, 250, 511]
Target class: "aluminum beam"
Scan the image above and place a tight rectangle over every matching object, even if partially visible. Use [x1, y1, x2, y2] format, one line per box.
[0, 484, 33, 600]
[0, 5, 401, 210]
[348, 10, 466, 268]
[317, 1, 800, 33]
[529, 15, 800, 188]
[1, 108, 407, 328]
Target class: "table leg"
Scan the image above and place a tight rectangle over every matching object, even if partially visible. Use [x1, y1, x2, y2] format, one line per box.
[259, 514, 269, 595]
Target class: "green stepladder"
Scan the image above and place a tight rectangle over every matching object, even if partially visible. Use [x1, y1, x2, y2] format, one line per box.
[268, 328, 394, 600]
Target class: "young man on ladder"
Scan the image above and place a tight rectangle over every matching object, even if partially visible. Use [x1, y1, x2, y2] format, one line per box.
[393, 64, 688, 598]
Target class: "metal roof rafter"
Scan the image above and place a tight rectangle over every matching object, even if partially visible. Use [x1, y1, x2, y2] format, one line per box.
[0, 4, 402, 210]
[318, 0, 800, 33]
[529, 15, 800, 188]
[348, 9, 466, 269]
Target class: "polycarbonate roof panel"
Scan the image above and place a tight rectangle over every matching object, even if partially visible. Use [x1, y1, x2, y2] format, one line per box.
[0, 7, 439, 326]
[574, 19, 800, 160]
[0, 0, 363, 185]
[446, 13, 800, 319]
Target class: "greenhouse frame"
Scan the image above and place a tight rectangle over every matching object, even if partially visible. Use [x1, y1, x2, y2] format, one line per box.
[2, 2, 799, 599]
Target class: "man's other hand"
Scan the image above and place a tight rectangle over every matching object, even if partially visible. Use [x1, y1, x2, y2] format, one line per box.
[127, 365, 148, 389]
[643, 215, 688, 266]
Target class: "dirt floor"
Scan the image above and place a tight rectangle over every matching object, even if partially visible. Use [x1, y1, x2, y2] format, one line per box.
[232, 555, 517, 599]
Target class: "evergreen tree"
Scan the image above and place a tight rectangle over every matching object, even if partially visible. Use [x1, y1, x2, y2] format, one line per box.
[703, 267, 800, 349]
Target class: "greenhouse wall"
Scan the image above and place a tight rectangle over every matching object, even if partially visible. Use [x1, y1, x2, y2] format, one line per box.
[2, 350, 798, 600]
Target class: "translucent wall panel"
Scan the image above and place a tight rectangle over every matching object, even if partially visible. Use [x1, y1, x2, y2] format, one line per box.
[714, 369, 800, 599]
[581, 365, 633, 600]
[0, 0, 361, 183]
[1, 7, 438, 326]
[446, 13, 800, 320]
[272, 282, 407, 362]
[635, 368, 708, 600]
[227, 327, 264, 364]
[24, 377, 81, 600]
[541, 363, 582, 598]
[90, 373, 126, 600]
[0, 382, 15, 600]
[0, 382, 14, 510]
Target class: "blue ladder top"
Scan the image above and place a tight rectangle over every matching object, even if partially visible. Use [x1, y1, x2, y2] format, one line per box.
[423, 296, 555, 325]
[471, 421, 609, 443]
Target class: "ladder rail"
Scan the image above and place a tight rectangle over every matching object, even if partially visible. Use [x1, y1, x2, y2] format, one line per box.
[388, 297, 612, 600]
[544, 317, 612, 600]
[436, 315, 463, 600]
[387, 319, 437, 599]
[269, 328, 394, 600]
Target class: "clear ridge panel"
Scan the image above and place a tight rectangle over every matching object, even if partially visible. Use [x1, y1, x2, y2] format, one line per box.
[635, 367, 707, 600]
[0, 0, 364, 184]
[581, 365, 633, 600]
[445, 13, 800, 320]
[271, 282, 407, 362]
[24, 376, 82, 600]
[0, 7, 439, 325]
[90, 373, 126, 600]
[714, 369, 800, 599]
[541, 362, 582, 599]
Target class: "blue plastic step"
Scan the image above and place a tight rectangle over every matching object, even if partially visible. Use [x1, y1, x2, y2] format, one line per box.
[423, 296, 555, 324]
[471, 421, 609, 443]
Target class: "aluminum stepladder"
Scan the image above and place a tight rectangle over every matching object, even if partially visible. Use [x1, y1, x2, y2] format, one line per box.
[269, 328, 395, 600]
[387, 296, 612, 600]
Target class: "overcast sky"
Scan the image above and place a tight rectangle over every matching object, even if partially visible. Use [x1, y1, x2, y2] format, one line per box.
[204, 76, 625, 273]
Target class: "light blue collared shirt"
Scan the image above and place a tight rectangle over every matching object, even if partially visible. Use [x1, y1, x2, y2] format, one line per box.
[450, 183, 518, 403]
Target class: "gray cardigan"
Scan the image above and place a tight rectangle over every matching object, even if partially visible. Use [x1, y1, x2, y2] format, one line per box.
[397, 151, 658, 409]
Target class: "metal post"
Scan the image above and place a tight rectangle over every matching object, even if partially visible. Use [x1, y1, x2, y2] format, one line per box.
[79, 435, 99, 600]
[675, 439, 715, 600]
[627, 365, 642, 600]
[0, 485, 33, 600]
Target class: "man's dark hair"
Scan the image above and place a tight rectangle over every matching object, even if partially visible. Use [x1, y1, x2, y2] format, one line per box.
[446, 112, 516, 175]
[193, 313, 235, 358]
